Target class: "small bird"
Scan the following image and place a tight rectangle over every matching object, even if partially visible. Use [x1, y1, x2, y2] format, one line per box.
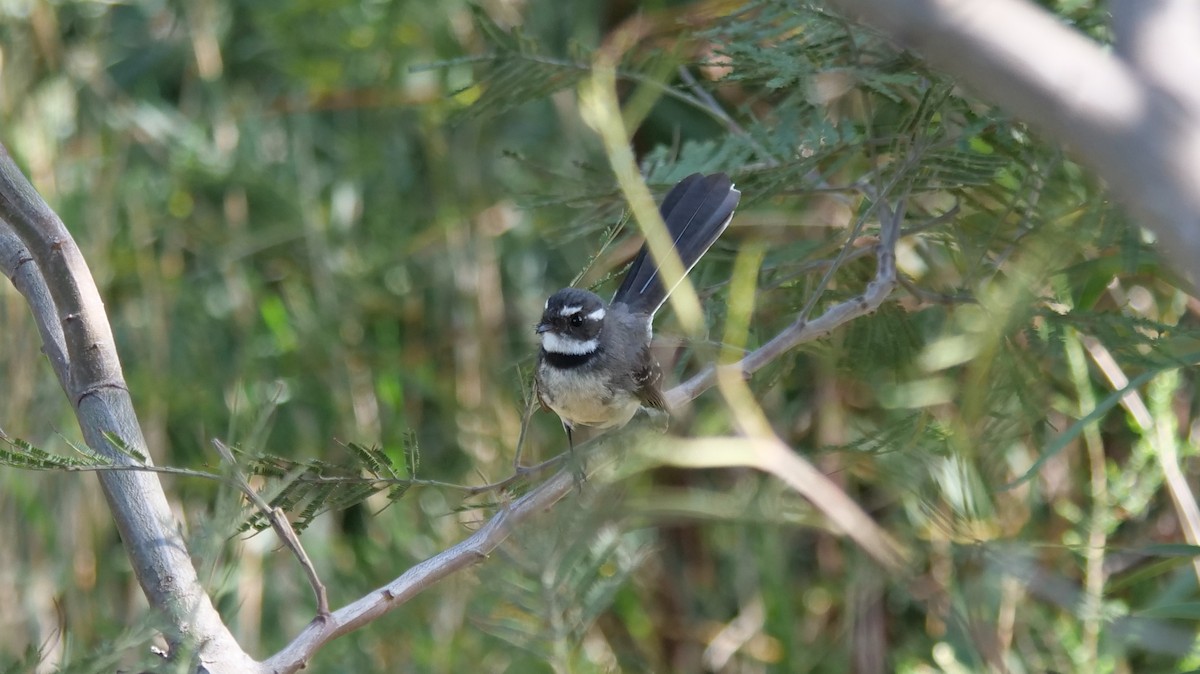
[534, 173, 741, 448]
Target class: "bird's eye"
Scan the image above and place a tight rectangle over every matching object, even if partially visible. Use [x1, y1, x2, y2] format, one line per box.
[569, 314, 584, 327]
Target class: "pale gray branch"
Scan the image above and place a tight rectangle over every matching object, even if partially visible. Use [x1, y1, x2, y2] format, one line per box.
[1112, 0, 1200, 118]
[0, 221, 70, 391]
[0, 146, 255, 672]
[822, 0, 1200, 291]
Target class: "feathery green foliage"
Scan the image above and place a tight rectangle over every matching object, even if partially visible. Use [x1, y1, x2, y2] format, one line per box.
[1, 0, 1198, 671]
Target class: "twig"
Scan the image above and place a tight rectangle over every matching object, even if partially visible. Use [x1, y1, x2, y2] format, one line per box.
[214, 440, 329, 617]
[466, 454, 564, 497]
[427, 52, 745, 135]
[723, 199, 958, 296]
[0, 433, 565, 502]
[676, 65, 780, 166]
[511, 392, 538, 471]
[896, 274, 975, 306]
[498, 421, 910, 586]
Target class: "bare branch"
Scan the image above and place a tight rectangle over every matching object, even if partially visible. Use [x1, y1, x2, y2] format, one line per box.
[1112, 0, 1200, 117]
[0, 146, 255, 671]
[0, 221, 70, 391]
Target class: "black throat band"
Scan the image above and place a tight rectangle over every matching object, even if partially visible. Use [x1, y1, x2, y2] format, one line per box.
[542, 347, 597, 370]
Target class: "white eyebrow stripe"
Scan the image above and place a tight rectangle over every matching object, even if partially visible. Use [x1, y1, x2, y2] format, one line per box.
[585, 307, 605, 321]
[559, 305, 583, 317]
[540, 333, 599, 356]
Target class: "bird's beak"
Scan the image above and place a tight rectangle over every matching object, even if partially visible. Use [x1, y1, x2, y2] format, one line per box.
[535, 322, 551, 335]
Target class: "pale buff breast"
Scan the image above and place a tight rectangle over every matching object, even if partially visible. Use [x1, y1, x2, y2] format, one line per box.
[536, 362, 641, 429]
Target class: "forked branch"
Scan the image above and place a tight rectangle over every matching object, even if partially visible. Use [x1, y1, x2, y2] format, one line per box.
[0, 145, 254, 671]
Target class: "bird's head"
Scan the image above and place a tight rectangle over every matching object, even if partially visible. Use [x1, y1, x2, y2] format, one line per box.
[536, 288, 606, 356]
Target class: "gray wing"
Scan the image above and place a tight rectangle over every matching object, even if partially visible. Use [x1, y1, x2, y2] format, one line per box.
[632, 353, 667, 411]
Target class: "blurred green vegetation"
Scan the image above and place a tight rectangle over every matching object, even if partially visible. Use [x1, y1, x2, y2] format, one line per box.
[2, 0, 1199, 672]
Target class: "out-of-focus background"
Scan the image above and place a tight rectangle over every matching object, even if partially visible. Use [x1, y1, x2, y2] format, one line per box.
[3, 0, 1199, 672]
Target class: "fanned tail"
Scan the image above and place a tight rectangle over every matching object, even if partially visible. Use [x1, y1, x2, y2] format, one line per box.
[612, 173, 741, 316]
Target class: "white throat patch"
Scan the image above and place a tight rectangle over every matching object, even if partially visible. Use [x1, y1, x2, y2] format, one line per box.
[541, 332, 599, 356]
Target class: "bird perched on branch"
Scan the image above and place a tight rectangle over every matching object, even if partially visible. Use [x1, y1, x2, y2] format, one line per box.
[535, 173, 740, 448]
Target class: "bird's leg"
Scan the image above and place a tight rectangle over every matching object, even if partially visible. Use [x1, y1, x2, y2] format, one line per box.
[563, 421, 586, 488]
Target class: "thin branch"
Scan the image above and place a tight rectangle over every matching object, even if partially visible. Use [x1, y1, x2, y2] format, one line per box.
[1064, 330, 1109, 662]
[510, 388, 539, 470]
[750, 435, 907, 569]
[467, 454, 565, 497]
[422, 51, 748, 134]
[743, 199, 959, 296]
[0, 432, 564, 501]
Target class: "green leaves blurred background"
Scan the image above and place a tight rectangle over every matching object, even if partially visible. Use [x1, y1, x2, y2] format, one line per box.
[3, 0, 1200, 671]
